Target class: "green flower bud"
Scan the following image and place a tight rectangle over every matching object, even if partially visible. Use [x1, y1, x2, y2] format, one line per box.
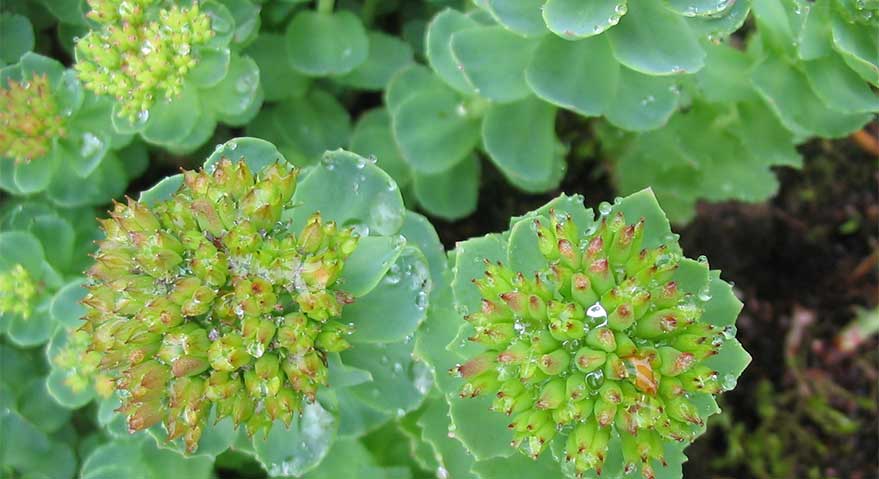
[453, 208, 742, 478]
[82, 160, 360, 451]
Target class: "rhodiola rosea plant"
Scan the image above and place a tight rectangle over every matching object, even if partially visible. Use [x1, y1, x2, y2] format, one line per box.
[415, 192, 751, 479]
[64, 138, 437, 476]
[2, 0, 876, 478]
[73, 0, 263, 153]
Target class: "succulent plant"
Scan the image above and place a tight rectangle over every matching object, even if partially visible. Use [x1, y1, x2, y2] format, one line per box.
[0, 200, 102, 346]
[0, 52, 144, 206]
[0, 344, 80, 479]
[78, 138, 434, 476]
[417, 191, 751, 479]
[598, 0, 877, 223]
[73, 0, 263, 153]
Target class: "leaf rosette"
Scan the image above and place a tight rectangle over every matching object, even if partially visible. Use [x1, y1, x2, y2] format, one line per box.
[0, 53, 143, 206]
[416, 191, 750, 479]
[74, 0, 264, 153]
[0, 200, 102, 347]
[80, 138, 435, 476]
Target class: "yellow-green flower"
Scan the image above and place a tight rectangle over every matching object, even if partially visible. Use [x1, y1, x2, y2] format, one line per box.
[75, 0, 213, 119]
[0, 264, 38, 319]
[0, 74, 67, 163]
[452, 211, 732, 479]
[82, 159, 360, 452]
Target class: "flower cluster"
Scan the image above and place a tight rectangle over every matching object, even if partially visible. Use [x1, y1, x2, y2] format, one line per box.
[0, 264, 38, 319]
[0, 74, 67, 162]
[82, 159, 359, 452]
[452, 211, 730, 479]
[75, 0, 213, 120]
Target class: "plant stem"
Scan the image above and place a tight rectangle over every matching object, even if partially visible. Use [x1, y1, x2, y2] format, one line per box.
[317, 0, 334, 15]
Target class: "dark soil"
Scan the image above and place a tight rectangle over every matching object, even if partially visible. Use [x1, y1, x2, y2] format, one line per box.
[431, 118, 879, 479]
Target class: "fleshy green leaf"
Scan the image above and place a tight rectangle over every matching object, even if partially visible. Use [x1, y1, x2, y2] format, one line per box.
[752, 56, 871, 137]
[342, 340, 431, 414]
[245, 33, 310, 101]
[49, 279, 87, 329]
[607, 0, 705, 75]
[204, 137, 287, 173]
[391, 86, 481, 175]
[349, 108, 412, 188]
[525, 34, 619, 117]
[484, 0, 547, 37]
[345, 246, 430, 343]
[426, 9, 481, 95]
[139, 174, 184, 206]
[290, 149, 406, 236]
[451, 26, 538, 102]
[336, 31, 414, 91]
[285, 10, 368, 76]
[451, 234, 508, 314]
[413, 154, 480, 221]
[542, 0, 625, 39]
[339, 236, 406, 298]
[0, 14, 34, 64]
[251, 401, 337, 477]
[605, 67, 680, 131]
[482, 97, 565, 192]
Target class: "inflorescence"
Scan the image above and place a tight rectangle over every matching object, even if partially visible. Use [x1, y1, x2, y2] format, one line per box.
[452, 211, 733, 479]
[82, 159, 359, 452]
[0, 264, 38, 319]
[75, 0, 214, 120]
[0, 74, 67, 162]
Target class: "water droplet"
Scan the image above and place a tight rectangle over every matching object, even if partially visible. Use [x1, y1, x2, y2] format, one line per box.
[722, 325, 737, 340]
[178, 43, 191, 55]
[721, 373, 737, 391]
[384, 264, 401, 285]
[79, 132, 105, 159]
[456, 103, 468, 117]
[140, 40, 154, 55]
[585, 369, 605, 389]
[586, 302, 608, 320]
[699, 285, 711, 302]
[228, 141, 238, 150]
[136, 109, 150, 125]
[380, 355, 390, 365]
[415, 291, 428, 310]
[598, 201, 612, 216]
[437, 466, 449, 479]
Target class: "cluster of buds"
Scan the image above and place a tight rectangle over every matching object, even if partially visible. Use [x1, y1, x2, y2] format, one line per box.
[82, 159, 359, 452]
[0, 74, 67, 162]
[452, 211, 730, 479]
[75, 0, 213, 120]
[53, 329, 115, 397]
[0, 264, 38, 319]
